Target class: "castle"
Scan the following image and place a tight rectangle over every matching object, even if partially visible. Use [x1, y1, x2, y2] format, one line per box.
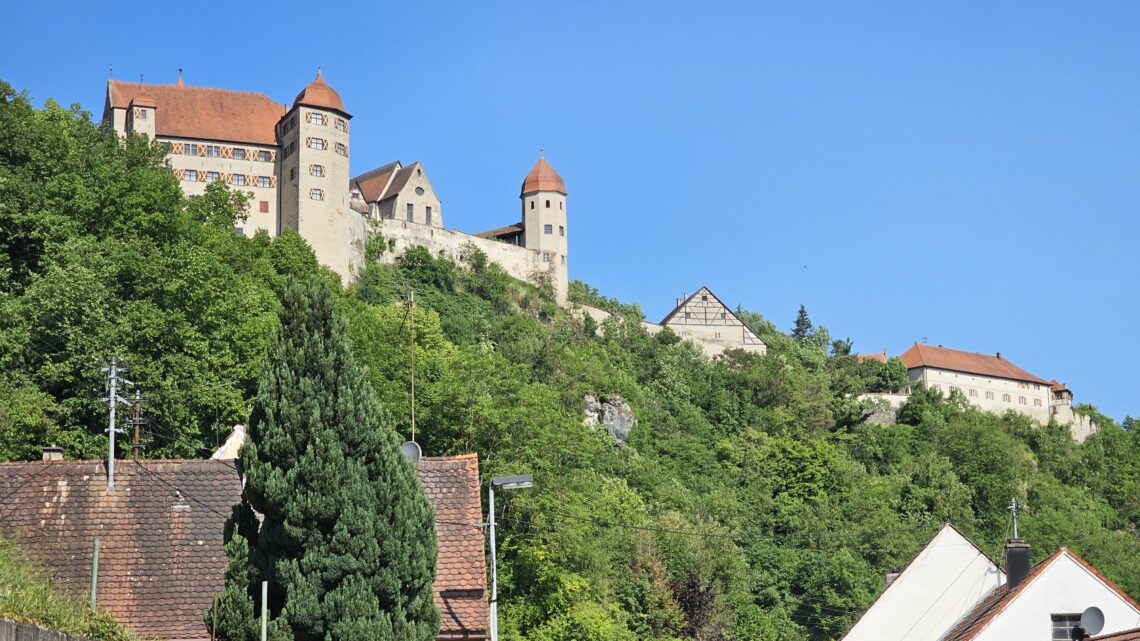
[103, 71, 570, 301]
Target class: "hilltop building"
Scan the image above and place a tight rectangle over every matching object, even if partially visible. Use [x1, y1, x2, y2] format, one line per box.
[103, 71, 570, 300]
[635, 287, 767, 357]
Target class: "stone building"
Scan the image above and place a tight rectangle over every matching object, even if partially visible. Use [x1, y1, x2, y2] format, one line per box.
[642, 287, 767, 357]
[103, 71, 570, 300]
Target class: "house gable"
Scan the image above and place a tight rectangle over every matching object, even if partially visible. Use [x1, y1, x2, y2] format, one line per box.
[659, 287, 766, 350]
[840, 523, 1004, 641]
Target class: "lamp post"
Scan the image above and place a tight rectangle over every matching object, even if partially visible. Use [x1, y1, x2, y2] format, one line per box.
[488, 474, 534, 641]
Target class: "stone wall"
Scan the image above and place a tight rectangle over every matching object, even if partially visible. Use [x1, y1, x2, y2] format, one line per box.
[0, 618, 92, 641]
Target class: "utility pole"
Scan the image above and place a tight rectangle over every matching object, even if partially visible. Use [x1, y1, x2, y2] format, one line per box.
[409, 290, 416, 443]
[101, 358, 132, 491]
[1008, 497, 1022, 539]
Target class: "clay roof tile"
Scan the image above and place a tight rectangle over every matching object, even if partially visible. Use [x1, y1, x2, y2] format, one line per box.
[520, 156, 566, 196]
[898, 343, 1049, 385]
[107, 80, 284, 146]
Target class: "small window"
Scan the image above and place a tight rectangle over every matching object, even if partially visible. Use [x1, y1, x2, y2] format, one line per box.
[415, 186, 425, 196]
[206, 171, 220, 183]
[310, 188, 324, 201]
[561, 255, 566, 264]
[308, 138, 326, 150]
[233, 148, 246, 161]
[544, 224, 553, 234]
[684, 311, 691, 319]
[426, 206, 433, 225]
[985, 391, 994, 400]
[407, 203, 414, 222]
[969, 389, 978, 398]
[720, 311, 726, 319]
[160, 142, 172, 153]
[290, 168, 296, 181]
[1034, 398, 1042, 407]
[138, 109, 147, 120]
[185, 144, 199, 156]
[932, 384, 942, 392]
[259, 200, 269, 213]
[310, 164, 325, 177]
[235, 227, 244, 236]
[336, 142, 347, 156]
[257, 150, 271, 162]
[1051, 614, 1082, 641]
[257, 176, 271, 188]
[559, 225, 564, 236]
[560, 201, 563, 210]
[1003, 393, 1011, 402]
[206, 145, 221, 158]
[310, 113, 326, 125]
[336, 118, 347, 132]
[232, 174, 246, 186]
[530, 201, 535, 210]
[545, 199, 550, 208]
[702, 295, 708, 302]
[542, 252, 551, 263]
[184, 169, 198, 181]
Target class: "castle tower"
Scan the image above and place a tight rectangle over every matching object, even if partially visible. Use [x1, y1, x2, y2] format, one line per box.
[278, 70, 355, 279]
[520, 154, 568, 301]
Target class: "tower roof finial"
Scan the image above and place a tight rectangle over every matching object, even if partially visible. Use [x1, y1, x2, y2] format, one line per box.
[317, 66, 324, 81]
[177, 68, 184, 87]
[540, 147, 544, 159]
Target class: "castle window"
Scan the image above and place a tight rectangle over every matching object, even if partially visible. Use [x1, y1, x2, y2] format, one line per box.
[310, 188, 324, 201]
[702, 295, 708, 301]
[138, 109, 147, 120]
[257, 150, 272, 162]
[233, 148, 247, 161]
[336, 118, 347, 132]
[560, 201, 563, 210]
[206, 171, 220, 183]
[309, 113, 326, 125]
[1019, 396, 1027, 405]
[308, 138, 326, 150]
[544, 224, 553, 235]
[206, 145, 221, 158]
[1003, 393, 1011, 402]
[184, 144, 199, 156]
[407, 204, 414, 222]
[257, 176, 271, 188]
[559, 225, 564, 236]
[260, 200, 269, 213]
[290, 168, 296, 181]
[310, 164, 325, 177]
[530, 201, 535, 210]
[336, 142, 347, 156]
[160, 142, 172, 153]
[1034, 398, 1042, 407]
[720, 312, 726, 319]
[969, 388, 977, 398]
[184, 169, 198, 181]
[684, 312, 691, 319]
[561, 255, 566, 264]
[985, 391, 994, 400]
[545, 200, 550, 208]
[426, 206, 433, 225]
[542, 252, 551, 263]
[233, 174, 246, 186]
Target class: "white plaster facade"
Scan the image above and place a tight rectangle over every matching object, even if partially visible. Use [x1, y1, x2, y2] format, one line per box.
[655, 287, 767, 357]
[970, 551, 1140, 641]
[841, 524, 1005, 641]
[908, 366, 1052, 423]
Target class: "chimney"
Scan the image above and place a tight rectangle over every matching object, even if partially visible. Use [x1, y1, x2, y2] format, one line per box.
[1005, 539, 1031, 589]
[42, 445, 64, 461]
[996, 352, 1002, 360]
[682, 293, 688, 302]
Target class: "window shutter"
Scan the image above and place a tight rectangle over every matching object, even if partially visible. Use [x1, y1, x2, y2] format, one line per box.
[224, 173, 232, 184]
[174, 168, 184, 179]
[198, 171, 206, 182]
[270, 150, 276, 163]
[222, 146, 232, 159]
[270, 176, 277, 188]
[198, 145, 206, 157]
[171, 142, 184, 155]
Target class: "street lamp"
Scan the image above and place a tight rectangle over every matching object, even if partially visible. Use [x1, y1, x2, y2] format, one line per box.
[488, 474, 534, 641]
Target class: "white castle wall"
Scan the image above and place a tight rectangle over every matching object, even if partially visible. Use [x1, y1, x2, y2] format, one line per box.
[373, 218, 562, 299]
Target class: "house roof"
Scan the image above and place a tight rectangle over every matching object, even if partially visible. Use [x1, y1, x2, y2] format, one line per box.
[381, 163, 420, 203]
[1095, 628, 1140, 641]
[106, 80, 285, 146]
[0, 455, 489, 640]
[352, 161, 401, 203]
[477, 223, 524, 239]
[855, 352, 889, 364]
[1051, 379, 1071, 394]
[292, 69, 349, 117]
[520, 157, 566, 195]
[940, 548, 1140, 641]
[898, 343, 1050, 385]
[659, 286, 756, 333]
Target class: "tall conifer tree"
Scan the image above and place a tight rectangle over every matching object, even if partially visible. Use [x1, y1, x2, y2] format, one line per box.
[210, 277, 439, 641]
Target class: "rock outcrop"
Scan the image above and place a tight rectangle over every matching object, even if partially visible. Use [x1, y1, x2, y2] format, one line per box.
[583, 394, 637, 445]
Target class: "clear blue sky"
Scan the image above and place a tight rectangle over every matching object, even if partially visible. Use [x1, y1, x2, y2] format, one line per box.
[8, 2, 1139, 421]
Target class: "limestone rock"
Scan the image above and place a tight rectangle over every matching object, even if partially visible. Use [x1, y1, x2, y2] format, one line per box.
[583, 394, 637, 445]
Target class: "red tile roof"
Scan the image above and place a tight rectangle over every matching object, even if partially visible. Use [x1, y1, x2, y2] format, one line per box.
[292, 69, 349, 117]
[352, 161, 401, 202]
[106, 80, 285, 146]
[1051, 379, 1071, 394]
[1095, 628, 1140, 641]
[0, 455, 489, 640]
[941, 548, 1140, 641]
[855, 352, 889, 364]
[520, 157, 566, 195]
[477, 223, 524, 239]
[899, 343, 1049, 385]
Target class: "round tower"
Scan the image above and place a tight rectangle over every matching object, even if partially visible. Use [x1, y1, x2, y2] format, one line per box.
[278, 70, 354, 279]
[520, 154, 568, 302]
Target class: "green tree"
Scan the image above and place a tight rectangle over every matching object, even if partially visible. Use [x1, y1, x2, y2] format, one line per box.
[791, 305, 813, 341]
[211, 277, 439, 641]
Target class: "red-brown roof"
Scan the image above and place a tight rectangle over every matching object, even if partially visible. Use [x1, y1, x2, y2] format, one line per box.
[352, 161, 401, 202]
[106, 80, 284, 146]
[0, 455, 489, 640]
[478, 223, 524, 239]
[520, 157, 566, 195]
[899, 343, 1049, 385]
[941, 548, 1140, 641]
[1051, 379, 1070, 394]
[855, 352, 889, 364]
[292, 70, 349, 117]
[1095, 628, 1140, 641]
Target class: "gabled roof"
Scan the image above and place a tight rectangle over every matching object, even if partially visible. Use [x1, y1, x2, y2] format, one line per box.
[1095, 628, 1140, 641]
[520, 156, 566, 195]
[941, 548, 1140, 641]
[381, 162, 421, 203]
[1051, 379, 1071, 394]
[899, 343, 1049, 385]
[0, 455, 489, 640]
[839, 523, 1004, 641]
[477, 223, 524, 240]
[106, 80, 285, 146]
[660, 287, 742, 327]
[351, 161, 401, 203]
[855, 352, 889, 364]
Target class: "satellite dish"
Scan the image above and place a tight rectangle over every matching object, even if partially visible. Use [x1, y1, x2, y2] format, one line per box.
[400, 441, 422, 466]
[1080, 606, 1105, 636]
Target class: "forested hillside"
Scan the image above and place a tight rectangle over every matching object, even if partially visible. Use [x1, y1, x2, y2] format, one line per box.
[3, 81, 1140, 641]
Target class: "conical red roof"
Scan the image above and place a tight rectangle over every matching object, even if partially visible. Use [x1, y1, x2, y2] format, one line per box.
[520, 156, 566, 195]
[293, 69, 349, 116]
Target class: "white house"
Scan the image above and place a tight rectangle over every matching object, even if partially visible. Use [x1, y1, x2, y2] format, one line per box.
[840, 523, 1005, 641]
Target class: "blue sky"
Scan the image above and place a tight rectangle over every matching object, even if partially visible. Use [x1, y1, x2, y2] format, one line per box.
[7, 2, 1139, 420]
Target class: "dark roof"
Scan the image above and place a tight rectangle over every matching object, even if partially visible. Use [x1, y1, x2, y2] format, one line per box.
[899, 343, 1050, 385]
[1095, 628, 1140, 641]
[941, 548, 1140, 641]
[351, 161, 401, 202]
[477, 223, 524, 239]
[0, 455, 489, 640]
[379, 163, 420, 203]
[106, 80, 284, 146]
[0, 459, 240, 641]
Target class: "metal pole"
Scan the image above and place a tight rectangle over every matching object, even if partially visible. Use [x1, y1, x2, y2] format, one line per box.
[107, 358, 118, 490]
[132, 389, 141, 461]
[261, 580, 268, 641]
[488, 483, 497, 641]
[410, 290, 416, 443]
[89, 538, 100, 610]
